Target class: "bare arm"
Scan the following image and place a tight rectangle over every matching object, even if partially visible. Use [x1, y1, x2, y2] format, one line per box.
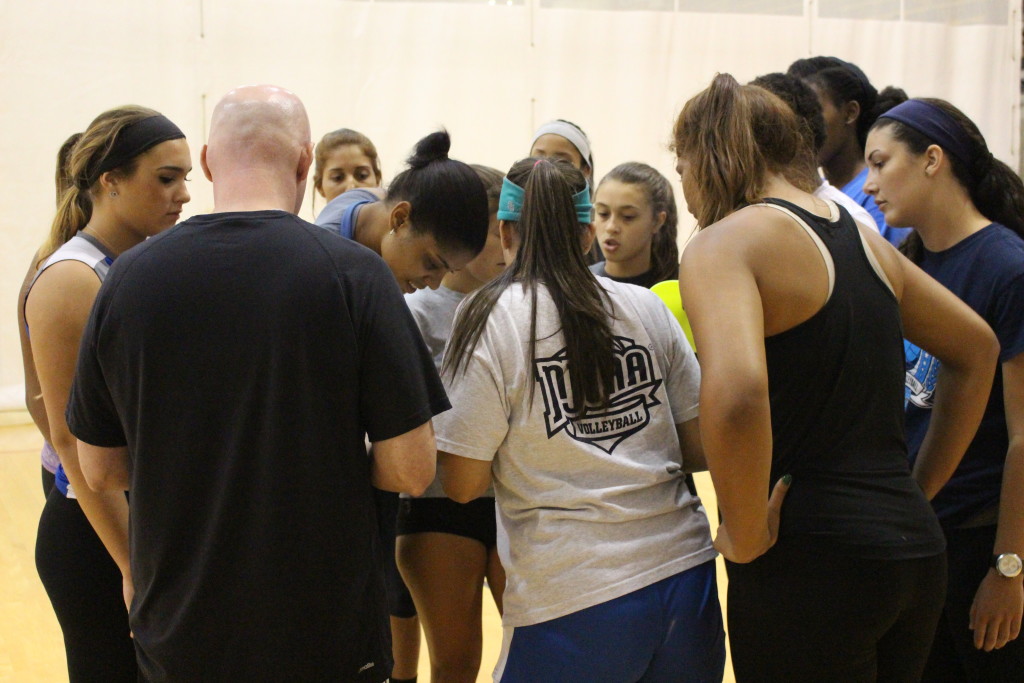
[438, 450, 493, 504]
[969, 353, 1024, 651]
[676, 417, 706, 473]
[680, 229, 782, 563]
[79, 442, 131, 491]
[862, 227, 999, 498]
[26, 261, 131, 578]
[18, 252, 50, 443]
[371, 419, 436, 496]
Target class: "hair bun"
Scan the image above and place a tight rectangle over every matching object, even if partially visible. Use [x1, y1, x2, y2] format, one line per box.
[407, 129, 451, 169]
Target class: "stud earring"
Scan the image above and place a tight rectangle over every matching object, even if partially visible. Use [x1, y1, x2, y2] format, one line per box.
[110, 191, 118, 198]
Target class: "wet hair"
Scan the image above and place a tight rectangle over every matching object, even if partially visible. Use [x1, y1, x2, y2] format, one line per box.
[788, 57, 907, 149]
[444, 158, 615, 414]
[385, 130, 489, 258]
[470, 164, 504, 215]
[672, 73, 805, 228]
[597, 162, 679, 282]
[871, 98, 1024, 263]
[312, 128, 382, 194]
[39, 106, 161, 266]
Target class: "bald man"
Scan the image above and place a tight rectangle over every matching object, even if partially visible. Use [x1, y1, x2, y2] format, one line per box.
[66, 86, 445, 682]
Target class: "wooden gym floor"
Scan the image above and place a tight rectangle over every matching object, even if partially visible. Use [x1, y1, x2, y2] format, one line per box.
[0, 411, 733, 682]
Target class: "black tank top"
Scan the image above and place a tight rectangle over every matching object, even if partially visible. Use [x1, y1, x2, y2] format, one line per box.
[761, 198, 944, 559]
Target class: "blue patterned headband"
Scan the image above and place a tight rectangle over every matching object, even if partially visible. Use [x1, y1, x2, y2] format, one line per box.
[878, 99, 974, 167]
[496, 175, 593, 224]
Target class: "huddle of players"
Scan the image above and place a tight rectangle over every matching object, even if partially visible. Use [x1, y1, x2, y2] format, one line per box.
[20, 55, 1023, 683]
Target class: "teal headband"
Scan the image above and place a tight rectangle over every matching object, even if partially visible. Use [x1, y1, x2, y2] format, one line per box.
[496, 176, 593, 223]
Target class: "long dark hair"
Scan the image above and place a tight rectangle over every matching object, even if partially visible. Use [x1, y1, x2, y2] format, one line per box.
[597, 162, 679, 282]
[871, 99, 1024, 263]
[444, 158, 615, 413]
[387, 130, 489, 258]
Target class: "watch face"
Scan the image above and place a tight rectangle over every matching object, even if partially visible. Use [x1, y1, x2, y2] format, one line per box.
[996, 553, 1023, 578]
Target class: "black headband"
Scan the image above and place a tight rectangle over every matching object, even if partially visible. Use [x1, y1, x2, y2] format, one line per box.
[87, 114, 185, 186]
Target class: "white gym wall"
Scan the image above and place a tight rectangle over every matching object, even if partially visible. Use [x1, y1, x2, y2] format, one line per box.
[0, 0, 1019, 405]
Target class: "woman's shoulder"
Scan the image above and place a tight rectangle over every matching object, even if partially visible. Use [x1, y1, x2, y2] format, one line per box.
[684, 202, 800, 266]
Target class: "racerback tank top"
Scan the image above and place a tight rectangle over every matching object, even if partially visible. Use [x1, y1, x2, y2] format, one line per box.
[759, 198, 944, 560]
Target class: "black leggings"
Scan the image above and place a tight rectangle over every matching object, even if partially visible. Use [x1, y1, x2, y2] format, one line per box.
[35, 488, 137, 682]
[726, 543, 946, 682]
[42, 466, 55, 498]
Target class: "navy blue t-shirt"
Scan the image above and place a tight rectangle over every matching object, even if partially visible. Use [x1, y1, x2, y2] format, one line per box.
[905, 223, 1024, 527]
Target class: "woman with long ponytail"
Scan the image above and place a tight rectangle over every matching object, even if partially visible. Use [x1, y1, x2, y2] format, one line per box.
[437, 158, 723, 681]
[19, 132, 84, 497]
[866, 98, 1024, 679]
[24, 106, 191, 681]
[676, 73, 998, 681]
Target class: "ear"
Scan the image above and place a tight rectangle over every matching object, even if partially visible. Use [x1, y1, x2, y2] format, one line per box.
[200, 145, 213, 182]
[498, 219, 519, 252]
[580, 223, 596, 254]
[653, 210, 667, 233]
[923, 144, 945, 177]
[297, 142, 313, 183]
[97, 169, 121, 194]
[389, 201, 412, 232]
[842, 100, 861, 127]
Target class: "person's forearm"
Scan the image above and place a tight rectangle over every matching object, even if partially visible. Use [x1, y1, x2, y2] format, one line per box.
[53, 433, 131, 575]
[74, 487, 131, 576]
[994, 439, 1024, 560]
[702, 380, 774, 561]
[914, 360, 996, 499]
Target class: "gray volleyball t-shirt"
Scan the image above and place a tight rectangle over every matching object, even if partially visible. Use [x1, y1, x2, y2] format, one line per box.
[435, 277, 716, 627]
[405, 285, 494, 498]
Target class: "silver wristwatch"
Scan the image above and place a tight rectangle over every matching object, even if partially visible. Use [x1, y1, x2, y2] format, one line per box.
[992, 552, 1024, 578]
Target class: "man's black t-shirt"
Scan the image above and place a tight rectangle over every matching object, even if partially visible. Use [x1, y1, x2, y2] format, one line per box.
[67, 210, 449, 682]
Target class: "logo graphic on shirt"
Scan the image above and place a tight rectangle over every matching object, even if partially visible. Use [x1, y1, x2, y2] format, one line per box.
[905, 339, 940, 409]
[534, 336, 662, 454]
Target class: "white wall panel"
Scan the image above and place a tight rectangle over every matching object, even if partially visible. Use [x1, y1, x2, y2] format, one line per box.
[0, 0, 1019, 404]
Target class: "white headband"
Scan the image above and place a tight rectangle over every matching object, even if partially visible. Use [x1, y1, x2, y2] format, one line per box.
[531, 120, 593, 172]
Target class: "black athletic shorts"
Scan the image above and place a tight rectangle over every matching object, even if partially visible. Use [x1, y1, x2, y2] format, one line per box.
[396, 496, 497, 550]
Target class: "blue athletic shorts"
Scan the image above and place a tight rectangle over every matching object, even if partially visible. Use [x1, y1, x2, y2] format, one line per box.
[493, 559, 724, 682]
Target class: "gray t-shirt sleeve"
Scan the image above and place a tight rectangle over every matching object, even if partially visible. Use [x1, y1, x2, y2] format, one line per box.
[435, 327, 509, 462]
